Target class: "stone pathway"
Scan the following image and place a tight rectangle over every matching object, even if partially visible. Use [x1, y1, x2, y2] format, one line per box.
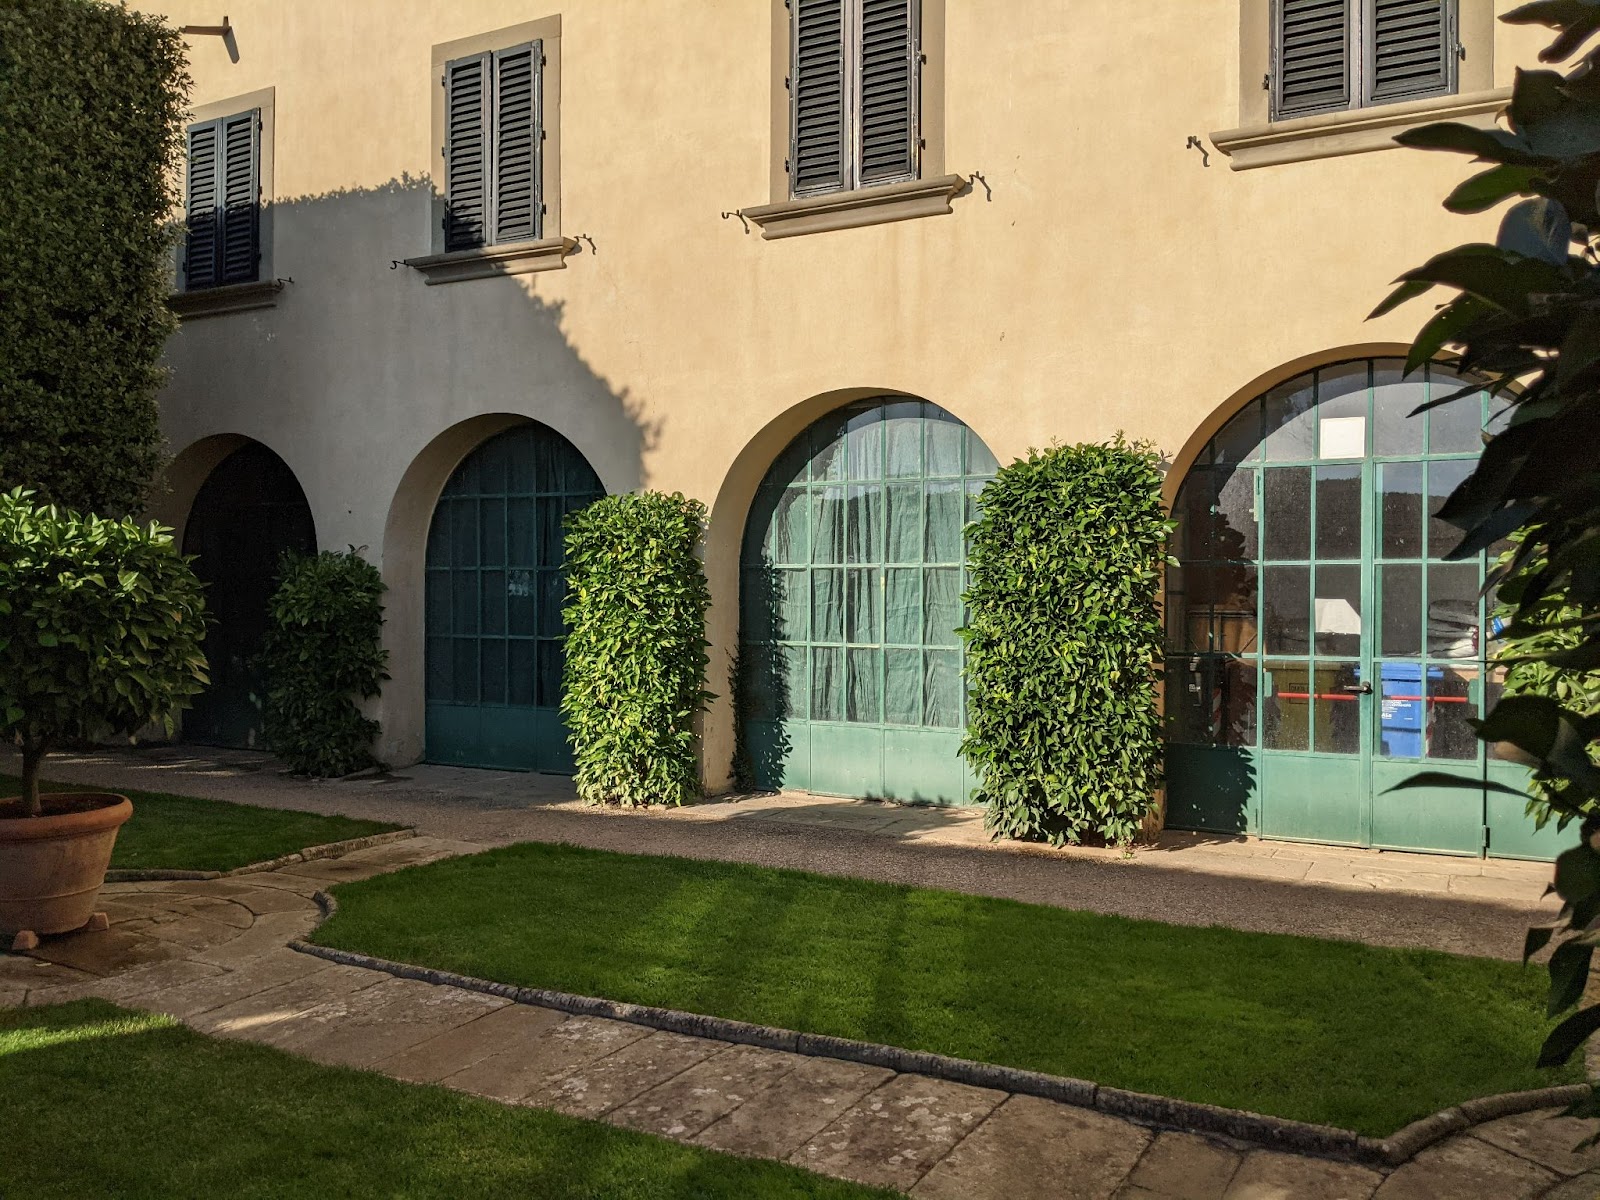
[4, 834, 1597, 1198]
[3, 746, 1560, 960]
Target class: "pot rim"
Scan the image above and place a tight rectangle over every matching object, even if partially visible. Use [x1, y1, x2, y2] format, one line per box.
[0, 793, 133, 842]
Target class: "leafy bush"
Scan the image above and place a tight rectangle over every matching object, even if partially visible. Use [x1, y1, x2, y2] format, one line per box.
[562, 493, 713, 807]
[1494, 538, 1600, 823]
[258, 550, 388, 777]
[961, 440, 1171, 845]
[0, 0, 189, 516]
[0, 489, 208, 815]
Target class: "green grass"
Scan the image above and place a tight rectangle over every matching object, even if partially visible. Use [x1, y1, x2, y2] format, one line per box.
[1, 774, 400, 872]
[0, 1001, 889, 1200]
[312, 841, 1578, 1137]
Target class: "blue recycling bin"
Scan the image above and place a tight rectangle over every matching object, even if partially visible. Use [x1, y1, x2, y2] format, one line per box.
[1370, 662, 1442, 758]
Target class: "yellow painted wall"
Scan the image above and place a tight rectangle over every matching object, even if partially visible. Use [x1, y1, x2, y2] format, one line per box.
[144, 0, 1545, 782]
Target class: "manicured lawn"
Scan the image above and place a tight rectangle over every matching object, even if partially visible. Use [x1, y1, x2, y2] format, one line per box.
[0, 1001, 892, 1200]
[0, 774, 400, 872]
[313, 841, 1577, 1137]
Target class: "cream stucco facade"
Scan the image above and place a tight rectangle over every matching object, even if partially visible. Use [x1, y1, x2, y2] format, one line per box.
[145, 0, 1540, 794]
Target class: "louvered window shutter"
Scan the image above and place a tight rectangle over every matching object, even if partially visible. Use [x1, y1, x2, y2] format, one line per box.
[1368, 0, 1453, 103]
[219, 110, 260, 285]
[492, 42, 542, 244]
[184, 120, 222, 290]
[792, 0, 848, 195]
[1273, 0, 1351, 119]
[858, 0, 918, 186]
[445, 52, 492, 251]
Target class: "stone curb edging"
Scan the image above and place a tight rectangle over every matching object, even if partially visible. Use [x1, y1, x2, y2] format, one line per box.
[104, 828, 416, 883]
[289, 888, 1588, 1168]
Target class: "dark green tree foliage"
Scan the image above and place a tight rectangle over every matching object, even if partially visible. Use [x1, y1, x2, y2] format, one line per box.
[258, 551, 388, 777]
[961, 439, 1171, 845]
[1374, 0, 1600, 1084]
[0, 489, 208, 815]
[562, 492, 713, 808]
[0, 0, 189, 516]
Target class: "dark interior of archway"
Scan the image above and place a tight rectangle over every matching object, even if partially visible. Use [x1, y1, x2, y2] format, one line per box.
[181, 443, 316, 749]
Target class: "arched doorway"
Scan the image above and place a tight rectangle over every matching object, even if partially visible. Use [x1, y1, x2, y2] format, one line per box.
[423, 422, 603, 772]
[739, 398, 998, 804]
[1164, 357, 1559, 859]
[182, 443, 317, 748]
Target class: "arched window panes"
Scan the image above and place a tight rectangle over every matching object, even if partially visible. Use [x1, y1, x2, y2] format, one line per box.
[424, 423, 603, 773]
[1162, 358, 1540, 856]
[740, 399, 998, 803]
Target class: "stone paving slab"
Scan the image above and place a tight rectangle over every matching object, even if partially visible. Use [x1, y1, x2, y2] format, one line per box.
[377, 1001, 568, 1083]
[695, 1054, 896, 1160]
[1544, 1171, 1600, 1198]
[1123, 1131, 1243, 1199]
[1221, 1149, 1383, 1199]
[265, 976, 507, 1069]
[139, 950, 331, 1021]
[912, 1094, 1151, 1200]
[790, 1073, 1006, 1193]
[192, 964, 383, 1040]
[1471, 1109, 1600, 1178]
[532, 1029, 724, 1119]
[1372, 1133, 1561, 1198]
[608, 1042, 801, 1139]
[440, 1013, 651, 1103]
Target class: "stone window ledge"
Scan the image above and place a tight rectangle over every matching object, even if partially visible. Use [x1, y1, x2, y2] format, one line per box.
[1211, 87, 1512, 171]
[404, 236, 577, 285]
[743, 173, 966, 240]
[168, 278, 284, 320]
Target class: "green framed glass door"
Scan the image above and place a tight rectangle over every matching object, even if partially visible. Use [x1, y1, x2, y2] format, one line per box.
[424, 423, 603, 772]
[1164, 358, 1566, 859]
[739, 399, 998, 804]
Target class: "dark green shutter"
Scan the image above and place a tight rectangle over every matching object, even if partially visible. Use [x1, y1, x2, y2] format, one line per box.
[1273, 0, 1351, 119]
[1369, 0, 1453, 103]
[858, 0, 918, 186]
[220, 110, 260, 284]
[185, 110, 259, 290]
[792, 0, 847, 195]
[445, 52, 491, 251]
[491, 42, 542, 244]
[184, 119, 222, 289]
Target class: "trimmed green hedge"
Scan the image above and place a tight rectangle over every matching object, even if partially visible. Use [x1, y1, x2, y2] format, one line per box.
[0, 0, 189, 516]
[562, 493, 713, 807]
[961, 439, 1171, 845]
[258, 550, 388, 777]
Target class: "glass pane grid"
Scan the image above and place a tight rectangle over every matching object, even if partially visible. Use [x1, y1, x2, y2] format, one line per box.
[1166, 357, 1494, 762]
[742, 400, 996, 733]
[425, 426, 602, 713]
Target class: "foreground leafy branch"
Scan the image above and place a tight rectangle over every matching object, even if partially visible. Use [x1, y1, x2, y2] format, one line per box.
[1377, 0, 1600, 1088]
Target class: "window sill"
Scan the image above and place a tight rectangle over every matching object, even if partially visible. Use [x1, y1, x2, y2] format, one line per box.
[1211, 87, 1512, 171]
[404, 236, 577, 285]
[742, 174, 966, 240]
[168, 278, 284, 320]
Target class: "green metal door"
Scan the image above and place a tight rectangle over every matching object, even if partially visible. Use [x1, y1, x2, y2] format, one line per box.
[1164, 358, 1565, 859]
[424, 423, 603, 772]
[182, 444, 316, 749]
[739, 399, 997, 804]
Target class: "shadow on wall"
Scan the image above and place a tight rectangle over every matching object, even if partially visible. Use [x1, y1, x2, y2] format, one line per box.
[166, 174, 659, 495]
[161, 175, 662, 768]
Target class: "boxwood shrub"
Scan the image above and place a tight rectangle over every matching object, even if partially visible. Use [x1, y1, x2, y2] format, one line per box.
[258, 550, 389, 777]
[961, 438, 1172, 845]
[562, 492, 713, 807]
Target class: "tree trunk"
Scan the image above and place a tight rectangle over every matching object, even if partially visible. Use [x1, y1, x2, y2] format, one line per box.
[20, 737, 47, 817]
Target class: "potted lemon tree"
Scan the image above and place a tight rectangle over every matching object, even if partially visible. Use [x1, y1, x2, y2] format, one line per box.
[0, 490, 207, 950]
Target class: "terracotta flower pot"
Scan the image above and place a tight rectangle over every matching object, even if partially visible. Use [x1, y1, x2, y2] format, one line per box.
[0, 793, 132, 939]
